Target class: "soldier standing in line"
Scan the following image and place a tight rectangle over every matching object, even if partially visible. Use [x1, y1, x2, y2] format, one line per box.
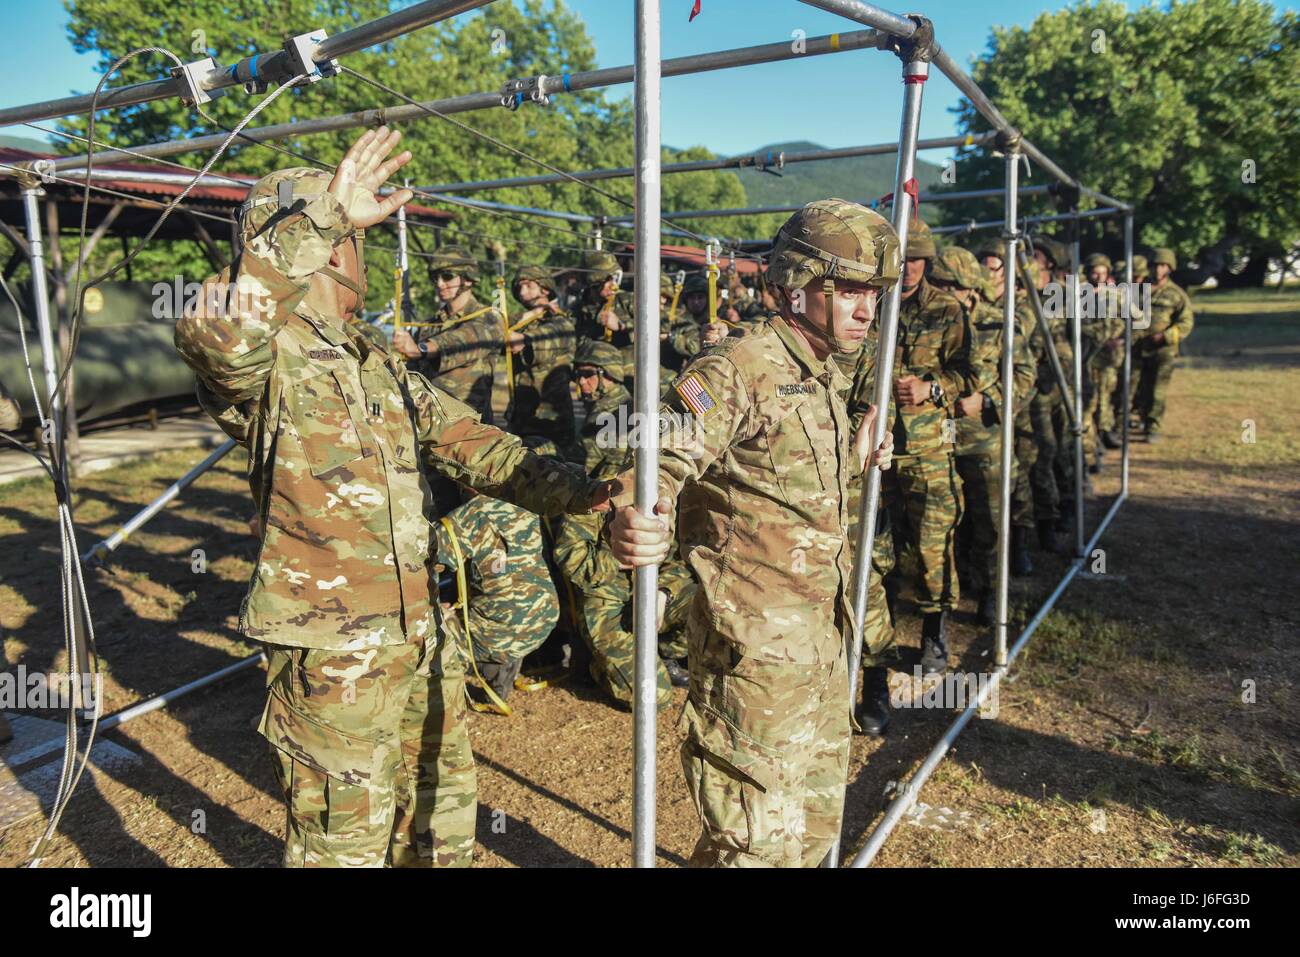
[506, 265, 577, 457]
[391, 246, 503, 422]
[609, 199, 898, 867]
[1083, 253, 1126, 469]
[884, 220, 977, 674]
[1132, 248, 1193, 442]
[575, 251, 634, 348]
[933, 247, 1035, 626]
[175, 128, 609, 868]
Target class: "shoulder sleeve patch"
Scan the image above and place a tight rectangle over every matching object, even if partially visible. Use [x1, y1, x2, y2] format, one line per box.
[673, 371, 720, 418]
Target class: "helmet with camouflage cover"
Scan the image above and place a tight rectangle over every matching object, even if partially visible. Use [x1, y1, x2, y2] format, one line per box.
[238, 167, 367, 300]
[1130, 254, 1149, 278]
[1153, 247, 1177, 269]
[1030, 235, 1064, 269]
[1019, 255, 1042, 290]
[511, 264, 557, 303]
[906, 218, 937, 260]
[573, 338, 625, 385]
[682, 272, 710, 296]
[428, 245, 479, 281]
[1085, 252, 1113, 273]
[975, 238, 1005, 265]
[583, 250, 622, 285]
[767, 199, 901, 353]
[930, 245, 983, 291]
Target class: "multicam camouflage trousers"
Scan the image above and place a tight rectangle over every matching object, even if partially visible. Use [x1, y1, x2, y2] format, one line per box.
[259, 631, 476, 868]
[886, 453, 963, 614]
[680, 613, 850, 868]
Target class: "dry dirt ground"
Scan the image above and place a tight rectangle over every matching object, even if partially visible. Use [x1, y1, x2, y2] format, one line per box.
[1, 289, 1296, 868]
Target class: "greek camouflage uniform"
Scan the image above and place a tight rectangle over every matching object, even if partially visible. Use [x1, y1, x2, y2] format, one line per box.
[1030, 275, 1076, 524]
[956, 299, 1036, 595]
[1132, 253, 1193, 435]
[433, 493, 560, 674]
[175, 167, 600, 868]
[409, 294, 503, 422]
[506, 267, 577, 457]
[884, 277, 975, 614]
[552, 372, 693, 707]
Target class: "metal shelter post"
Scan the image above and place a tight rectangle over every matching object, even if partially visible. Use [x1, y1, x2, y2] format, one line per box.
[994, 144, 1020, 668]
[1070, 220, 1086, 557]
[834, 16, 933, 868]
[1121, 212, 1134, 497]
[631, 0, 661, 870]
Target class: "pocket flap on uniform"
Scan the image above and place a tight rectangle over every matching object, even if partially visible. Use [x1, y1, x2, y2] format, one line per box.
[680, 698, 781, 794]
[258, 686, 385, 787]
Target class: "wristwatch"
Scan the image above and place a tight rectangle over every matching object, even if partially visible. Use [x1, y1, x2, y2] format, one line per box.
[929, 381, 944, 405]
[418, 341, 429, 357]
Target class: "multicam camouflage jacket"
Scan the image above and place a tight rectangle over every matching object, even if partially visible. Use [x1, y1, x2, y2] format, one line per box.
[1135, 279, 1193, 354]
[611, 315, 858, 665]
[408, 294, 504, 421]
[174, 193, 600, 652]
[889, 278, 977, 459]
[956, 300, 1037, 456]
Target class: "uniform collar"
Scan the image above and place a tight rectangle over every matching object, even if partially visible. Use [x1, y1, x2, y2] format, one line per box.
[441, 293, 483, 320]
[771, 314, 850, 391]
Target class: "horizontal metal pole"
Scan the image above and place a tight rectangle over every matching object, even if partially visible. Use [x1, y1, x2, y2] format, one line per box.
[83, 439, 238, 563]
[797, 0, 917, 37]
[98, 653, 266, 732]
[0, 0, 491, 129]
[6, 166, 253, 190]
[44, 29, 882, 173]
[424, 132, 995, 195]
[850, 489, 1128, 867]
[610, 184, 1054, 223]
[934, 206, 1122, 236]
[423, 193, 596, 223]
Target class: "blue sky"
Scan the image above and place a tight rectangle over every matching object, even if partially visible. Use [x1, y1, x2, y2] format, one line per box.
[4, 0, 1297, 158]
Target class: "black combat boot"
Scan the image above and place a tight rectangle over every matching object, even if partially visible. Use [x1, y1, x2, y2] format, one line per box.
[1101, 429, 1121, 449]
[1012, 526, 1034, 575]
[920, 611, 950, 674]
[1038, 519, 1065, 555]
[854, 666, 893, 736]
[976, 590, 996, 627]
[478, 656, 523, 704]
[661, 656, 690, 689]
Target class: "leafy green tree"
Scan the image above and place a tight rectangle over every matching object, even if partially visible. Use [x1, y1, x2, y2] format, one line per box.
[936, 0, 1299, 285]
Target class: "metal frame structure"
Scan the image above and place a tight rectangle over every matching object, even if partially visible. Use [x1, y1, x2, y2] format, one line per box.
[0, 0, 1139, 870]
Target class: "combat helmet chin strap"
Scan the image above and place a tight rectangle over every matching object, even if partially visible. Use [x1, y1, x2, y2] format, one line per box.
[821, 277, 865, 355]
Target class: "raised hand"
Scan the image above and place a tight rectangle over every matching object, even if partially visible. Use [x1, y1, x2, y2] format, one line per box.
[328, 126, 414, 229]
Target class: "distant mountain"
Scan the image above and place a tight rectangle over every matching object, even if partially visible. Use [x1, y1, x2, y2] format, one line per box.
[733, 140, 945, 216]
[0, 134, 53, 154]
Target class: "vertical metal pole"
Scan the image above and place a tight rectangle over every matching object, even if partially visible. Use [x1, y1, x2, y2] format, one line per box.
[395, 197, 408, 335]
[1121, 212, 1134, 497]
[631, 0, 661, 870]
[835, 52, 929, 867]
[994, 150, 1019, 668]
[22, 187, 62, 457]
[592, 218, 604, 252]
[23, 185, 93, 714]
[1070, 219, 1086, 557]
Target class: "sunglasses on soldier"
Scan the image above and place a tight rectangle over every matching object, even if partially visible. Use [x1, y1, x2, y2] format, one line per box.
[571, 366, 602, 381]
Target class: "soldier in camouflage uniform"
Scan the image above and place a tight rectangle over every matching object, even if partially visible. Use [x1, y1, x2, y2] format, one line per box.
[506, 265, 577, 457]
[575, 251, 634, 349]
[173, 129, 607, 868]
[391, 245, 503, 421]
[933, 247, 1036, 626]
[978, 252, 1040, 575]
[1083, 253, 1126, 464]
[610, 199, 898, 867]
[885, 220, 977, 673]
[1023, 236, 1074, 552]
[552, 339, 693, 708]
[1131, 248, 1193, 441]
[433, 491, 560, 706]
[662, 272, 730, 373]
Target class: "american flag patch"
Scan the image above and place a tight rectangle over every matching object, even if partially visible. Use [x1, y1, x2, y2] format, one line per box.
[676, 372, 718, 418]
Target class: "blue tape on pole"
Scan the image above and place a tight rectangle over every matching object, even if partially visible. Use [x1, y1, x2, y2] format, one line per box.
[562, 73, 572, 92]
[515, 91, 524, 107]
[250, 55, 259, 79]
